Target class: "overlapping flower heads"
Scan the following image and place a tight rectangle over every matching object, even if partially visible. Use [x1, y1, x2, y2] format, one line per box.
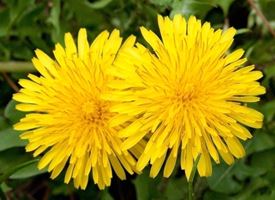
[13, 29, 143, 189]
[13, 14, 265, 190]
[106, 15, 265, 180]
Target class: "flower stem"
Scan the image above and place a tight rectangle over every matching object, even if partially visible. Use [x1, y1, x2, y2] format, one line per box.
[0, 62, 34, 72]
[188, 156, 200, 200]
[188, 179, 194, 200]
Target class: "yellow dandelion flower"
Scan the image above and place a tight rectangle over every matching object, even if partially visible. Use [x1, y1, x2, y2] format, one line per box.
[13, 28, 142, 190]
[106, 15, 266, 180]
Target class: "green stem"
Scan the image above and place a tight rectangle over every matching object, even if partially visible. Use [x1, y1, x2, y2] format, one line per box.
[0, 62, 35, 72]
[188, 179, 193, 200]
[188, 156, 200, 200]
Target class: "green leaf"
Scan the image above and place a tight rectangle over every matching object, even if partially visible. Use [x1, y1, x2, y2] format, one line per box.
[258, 0, 275, 21]
[101, 190, 114, 200]
[0, 9, 10, 37]
[264, 64, 275, 79]
[0, 159, 40, 183]
[246, 131, 275, 155]
[0, 42, 10, 60]
[171, 0, 216, 18]
[48, 0, 63, 43]
[0, 182, 11, 193]
[248, 40, 275, 65]
[8, 0, 35, 24]
[28, 36, 51, 54]
[233, 161, 266, 181]
[10, 160, 46, 179]
[214, 0, 234, 16]
[0, 148, 41, 183]
[258, 100, 275, 123]
[66, 0, 106, 26]
[85, 0, 113, 9]
[51, 183, 72, 196]
[10, 43, 33, 60]
[133, 169, 160, 200]
[263, 64, 275, 88]
[4, 100, 25, 124]
[207, 163, 242, 194]
[133, 171, 153, 200]
[0, 148, 30, 174]
[0, 128, 26, 151]
[0, 116, 9, 130]
[251, 148, 275, 171]
[150, 0, 173, 6]
[165, 178, 188, 200]
[236, 28, 251, 35]
[233, 177, 270, 200]
[203, 191, 232, 200]
[16, 3, 45, 38]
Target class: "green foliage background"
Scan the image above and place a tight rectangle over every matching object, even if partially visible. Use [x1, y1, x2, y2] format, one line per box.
[0, 0, 275, 199]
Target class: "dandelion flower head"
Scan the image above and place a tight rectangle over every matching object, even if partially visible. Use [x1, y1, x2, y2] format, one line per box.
[13, 29, 141, 189]
[106, 15, 266, 179]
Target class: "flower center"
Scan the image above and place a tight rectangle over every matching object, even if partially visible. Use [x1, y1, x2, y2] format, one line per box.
[81, 100, 110, 126]
[172, 83, 198, 104]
